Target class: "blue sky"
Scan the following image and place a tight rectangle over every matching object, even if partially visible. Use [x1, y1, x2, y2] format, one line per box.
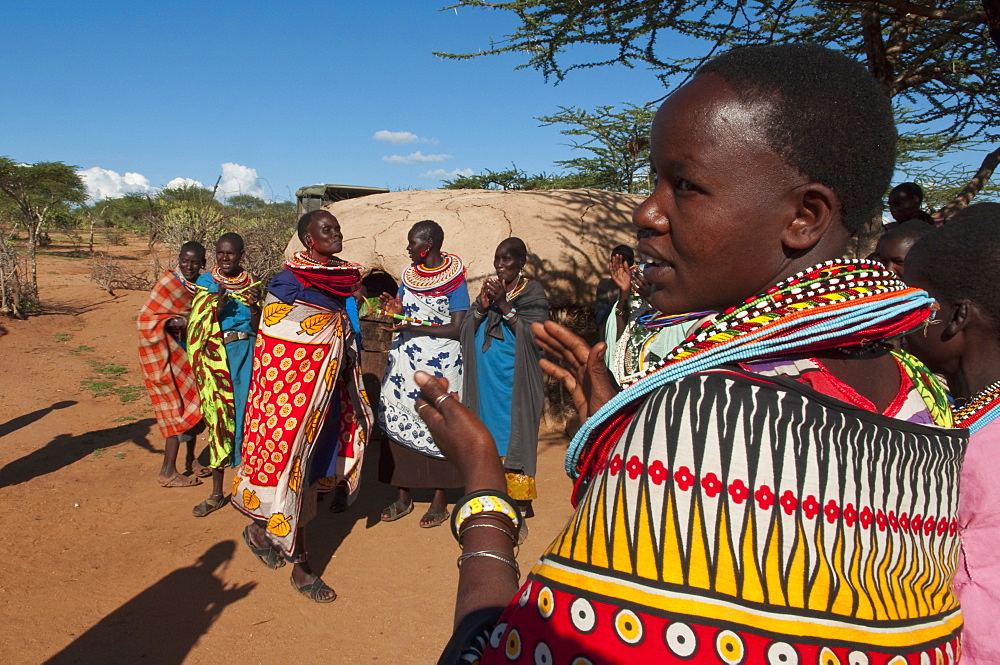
[0, 1, 668, 202]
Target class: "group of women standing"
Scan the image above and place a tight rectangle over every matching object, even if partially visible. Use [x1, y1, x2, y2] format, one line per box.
[377, 221, 549, 534]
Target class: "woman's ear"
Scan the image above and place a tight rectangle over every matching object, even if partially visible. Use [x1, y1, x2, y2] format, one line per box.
[780, 183, 838, 251]
[942, 299, 974, 340]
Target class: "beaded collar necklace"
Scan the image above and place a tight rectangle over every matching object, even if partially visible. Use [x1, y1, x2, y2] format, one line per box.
[175, 270, 198, 295]
[287, 251, 362, 271]
[402, 252, 466, 297]
[211, 265, 252, 290]
[953, 379, 1000, 433]
[286, 251, 362, 297]
[566, 259, 935, 477]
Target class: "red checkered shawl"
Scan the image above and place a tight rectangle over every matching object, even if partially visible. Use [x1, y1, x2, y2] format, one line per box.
[137, 271, 202, 437]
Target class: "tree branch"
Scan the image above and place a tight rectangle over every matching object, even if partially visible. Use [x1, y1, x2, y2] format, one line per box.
[936, 144, 1000, 219]
[824, 0, 986, 23]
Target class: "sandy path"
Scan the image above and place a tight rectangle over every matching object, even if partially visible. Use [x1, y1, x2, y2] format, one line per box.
[0, 241, 575, 664]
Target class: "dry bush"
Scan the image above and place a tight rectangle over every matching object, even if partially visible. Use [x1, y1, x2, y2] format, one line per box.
[90, 249, 153, 295]
[236, 214, 295, 284]
[0, 230, 33, 318]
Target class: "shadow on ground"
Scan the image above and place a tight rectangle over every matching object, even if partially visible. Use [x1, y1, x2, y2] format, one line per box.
[0, 400, 77, 438]
[0, 418, 157, 488]
[42, 541, 255, 665]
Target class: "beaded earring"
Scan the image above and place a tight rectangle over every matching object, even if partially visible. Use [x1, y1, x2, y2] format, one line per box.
[420, 250, 428, 259]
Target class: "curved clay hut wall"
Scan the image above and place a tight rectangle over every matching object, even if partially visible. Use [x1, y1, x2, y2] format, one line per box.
[284, 188, 643, 308]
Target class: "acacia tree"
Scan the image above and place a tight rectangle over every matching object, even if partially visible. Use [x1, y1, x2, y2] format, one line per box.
[0, 158, 86, 307]
[538, 104, 656, 194]
[437, 0, 999, 216]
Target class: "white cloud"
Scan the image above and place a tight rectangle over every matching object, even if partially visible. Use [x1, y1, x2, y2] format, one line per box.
[217, 162, 266, 200]
[382, 151, 452, 164]
[374, 130, 418, 144]
[373, 130, 438, 145]
[79, 167, 152, 200]
[165, 177, 205, 190]
[422, 168, 475, 180]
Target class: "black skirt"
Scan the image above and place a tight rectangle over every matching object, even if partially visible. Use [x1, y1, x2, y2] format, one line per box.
[378, 437, 464, 489]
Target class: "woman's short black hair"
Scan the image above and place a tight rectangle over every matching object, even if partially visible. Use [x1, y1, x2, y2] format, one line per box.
[411, 220, 444, 250]
[217, 232, 244, 253]
[698, 44, 896, 235]
[297, 209, 335, 244]
[180, 240, 206, 259]
[907, 203, 1000, 328]
[890, 182, 924, 201]
[499, 236, 528, 262]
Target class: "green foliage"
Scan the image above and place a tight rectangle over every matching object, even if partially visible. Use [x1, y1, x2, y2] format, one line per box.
[115, 385, 143, 403]
[158, 184, 218, 206]
[80, 193, 155, 231]
[81, 378, 117, 397]
[90, 361, 127, 376]
[443, 165, 586, 190]
[225, 193, 267, 210]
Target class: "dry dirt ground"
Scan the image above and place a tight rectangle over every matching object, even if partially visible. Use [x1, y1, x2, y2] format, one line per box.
[0, 237, 576, 664]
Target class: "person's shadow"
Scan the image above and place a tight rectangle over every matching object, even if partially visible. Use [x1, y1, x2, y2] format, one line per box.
[0, 418, 157, 489]
[0, 400, 76, 438]
[42, 541, 255, 664]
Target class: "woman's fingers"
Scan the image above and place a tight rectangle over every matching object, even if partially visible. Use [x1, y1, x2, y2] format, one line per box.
[540, 359, 588, 420]
[539, 358, 578, 391]
[536, 320, 592, 366]
[414, 370, 451, 402]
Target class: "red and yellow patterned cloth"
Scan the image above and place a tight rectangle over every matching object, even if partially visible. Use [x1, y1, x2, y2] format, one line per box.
[136, 270, 201, 438]
[231, 282, 371, 558]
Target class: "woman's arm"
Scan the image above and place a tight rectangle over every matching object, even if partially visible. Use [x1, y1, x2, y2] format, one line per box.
[388, 309, 467, 340]
[413, 372, 519, 628]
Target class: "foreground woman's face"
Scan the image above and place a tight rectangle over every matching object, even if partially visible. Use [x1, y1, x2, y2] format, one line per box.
[633, 73, 806, 315]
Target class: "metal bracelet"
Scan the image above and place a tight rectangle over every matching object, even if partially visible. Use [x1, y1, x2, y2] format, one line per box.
[459, 521, 518, 546]
[457, 550, 520, 577]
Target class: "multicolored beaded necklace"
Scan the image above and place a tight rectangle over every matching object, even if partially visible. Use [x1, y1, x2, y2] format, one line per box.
[211, 265, 253, 290]
[639, 309, 714, 330]
[286, 251, 363, 297]
[505, 275, 529, 300]
[175, 270, 198, 295]
[566, 259, 935, 477]
[953, 379, 1000, 433]
[401, 253, 466, 297]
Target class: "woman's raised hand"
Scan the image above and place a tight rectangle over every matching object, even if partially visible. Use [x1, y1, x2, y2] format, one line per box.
[609, 254, 632, 294]
[486, 278, 508, 306]
[477, 280, 492, 311]
[532, 320, 618, 425]
[413, 371, 505, 492]
[378, 291, 403, 315]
